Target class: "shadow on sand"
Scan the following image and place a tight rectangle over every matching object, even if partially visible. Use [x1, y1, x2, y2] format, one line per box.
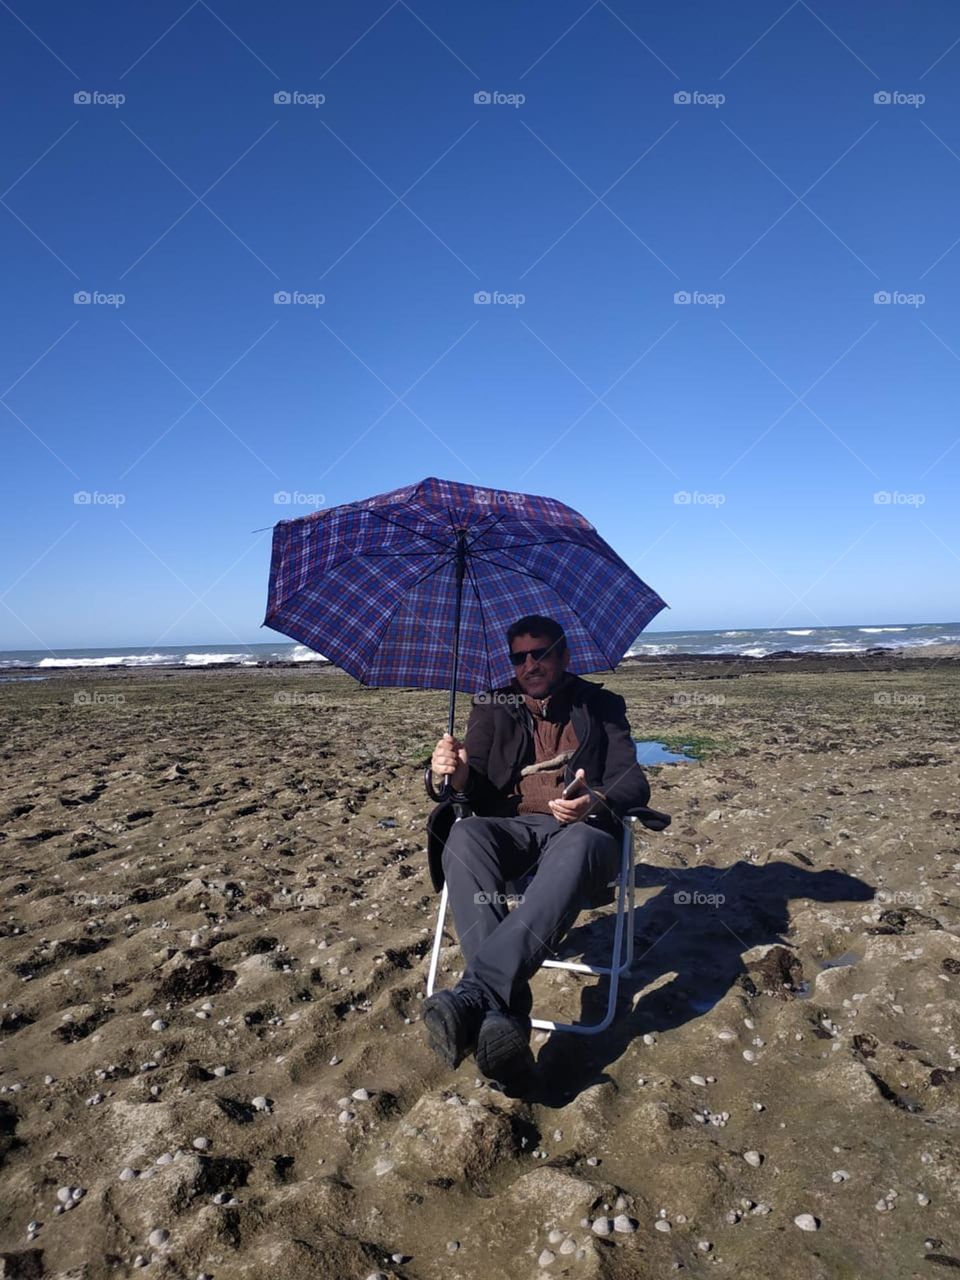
[531, 859, 874, 1107]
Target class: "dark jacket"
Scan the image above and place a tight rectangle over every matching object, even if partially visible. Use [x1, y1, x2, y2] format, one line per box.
[426, 673, 658, 892]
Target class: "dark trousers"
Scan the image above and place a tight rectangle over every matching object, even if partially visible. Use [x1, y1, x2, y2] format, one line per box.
[440, 813, 621, 1019]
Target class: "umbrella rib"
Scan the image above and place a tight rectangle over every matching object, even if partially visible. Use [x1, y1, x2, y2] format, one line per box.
[465, 512, 505, 549]
[368, 509, 450, 550]
[467, 547, 624, 668]
[474, 535, 585, 554]
[464, 553, 496, 693]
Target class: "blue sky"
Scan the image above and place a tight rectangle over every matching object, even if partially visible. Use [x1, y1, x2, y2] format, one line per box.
[2, 0, 959, 650]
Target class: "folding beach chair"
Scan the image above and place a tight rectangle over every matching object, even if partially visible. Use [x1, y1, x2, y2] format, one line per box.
[425, 806, 670, 1035]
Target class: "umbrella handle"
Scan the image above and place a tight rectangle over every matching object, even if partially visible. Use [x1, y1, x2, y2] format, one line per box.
[424, 764, 467, 806]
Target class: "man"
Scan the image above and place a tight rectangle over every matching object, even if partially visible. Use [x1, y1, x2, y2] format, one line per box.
[423, 614, 653, 1091]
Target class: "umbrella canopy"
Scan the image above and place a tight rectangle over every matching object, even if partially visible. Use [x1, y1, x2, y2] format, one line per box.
[264, 476, 667, 696]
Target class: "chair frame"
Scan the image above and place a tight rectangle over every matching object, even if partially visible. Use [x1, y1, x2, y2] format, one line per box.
[425, 814, 639, 1035]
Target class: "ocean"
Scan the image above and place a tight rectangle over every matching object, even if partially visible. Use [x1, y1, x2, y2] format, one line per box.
[0, 622, 957, 675]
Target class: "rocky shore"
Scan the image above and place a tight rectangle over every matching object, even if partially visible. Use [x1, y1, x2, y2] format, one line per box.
[1, 652, 958, 1279]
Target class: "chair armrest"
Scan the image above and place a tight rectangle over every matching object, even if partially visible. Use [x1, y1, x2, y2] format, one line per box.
[624, 805, 672, 831]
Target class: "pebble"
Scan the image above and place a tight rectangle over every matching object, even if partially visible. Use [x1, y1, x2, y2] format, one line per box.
[56, 1187, 73, 1204]
[538, 1249, 556, 1266]
[373, 1158, 394, 1177]
[338, 1110, 355, 1124]
[698, 1241, 713, 1252]
[150, 1019, 167, 1032]
[44, 1074, 56, 1085]
[120, 1168, 137, 1181]
[192, 1137, 210, 1151]
[156, 1152, 174, 1166]
[212, 1065, 229, 1077]
[559, 1239, 576, 1255]
[352, 1088, 371, 1101]
[133, 1255, 148, 1268]
[446, 1241, 460, 1254]
[917, 1193, 931, 1206]
[654, 1219, 672, 1233]
[148, 1228, 170, 1247]
[743, 1049, 756, 1062]
[689, 1074, 707, 1086]
[794, 1214, 819, 1231]
[548, 1229, 564, 1245]
[752, 1101, 765, 1111]
[642, 1033, 657, 1045]
[329, 1055, 341, 1066]
[591, 1217, 612, 1236]
[586, 1156, 600, 1166]
[614, 1214, 638, 1233]
[252, 1096, 270, 1112]
[743, 1150, 763, 1168]
[831, 1170, 849, 1183]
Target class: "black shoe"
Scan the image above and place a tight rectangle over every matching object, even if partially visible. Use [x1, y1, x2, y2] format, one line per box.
[475, 1011, 537, 1093]
[422, 984, 488, 1069]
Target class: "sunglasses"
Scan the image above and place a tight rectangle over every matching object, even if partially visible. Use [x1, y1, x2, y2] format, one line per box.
[509, 646, 555, 666]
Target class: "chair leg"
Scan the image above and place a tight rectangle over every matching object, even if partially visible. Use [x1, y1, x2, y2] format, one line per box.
[530, 820, 634, 1035]
[426, 882, 449, 999]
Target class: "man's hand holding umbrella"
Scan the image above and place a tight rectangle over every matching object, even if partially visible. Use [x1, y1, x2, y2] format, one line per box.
[431, 732, 469, 793]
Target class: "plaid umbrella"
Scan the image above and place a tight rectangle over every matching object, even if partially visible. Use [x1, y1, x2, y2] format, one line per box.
[263, 476, 667, 733]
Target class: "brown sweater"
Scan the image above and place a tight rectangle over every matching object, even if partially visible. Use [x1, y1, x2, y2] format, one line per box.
[511, 675, 579, 815]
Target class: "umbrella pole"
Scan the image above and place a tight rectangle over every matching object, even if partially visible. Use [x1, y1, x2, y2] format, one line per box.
[446, 529, 467, 739]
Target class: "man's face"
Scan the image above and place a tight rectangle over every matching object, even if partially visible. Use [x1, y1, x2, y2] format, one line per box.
[509, 632, 569, 698]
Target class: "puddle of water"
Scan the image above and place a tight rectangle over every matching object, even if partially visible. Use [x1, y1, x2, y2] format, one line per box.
[0, 674, 49, 683]
[635, 739, 697, 766]
[796, 951, 861, 999]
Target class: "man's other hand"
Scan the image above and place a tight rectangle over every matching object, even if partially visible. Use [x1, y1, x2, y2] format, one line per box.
[548, 769, 593, 825]
[431, 733, 469, 791]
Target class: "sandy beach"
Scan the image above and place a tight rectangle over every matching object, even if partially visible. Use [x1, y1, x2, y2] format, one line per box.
[1, 647, 959, 1279]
